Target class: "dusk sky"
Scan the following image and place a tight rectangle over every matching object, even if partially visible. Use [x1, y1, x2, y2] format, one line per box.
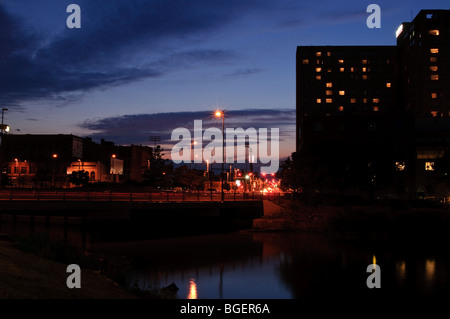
[2, 0, 450, 160]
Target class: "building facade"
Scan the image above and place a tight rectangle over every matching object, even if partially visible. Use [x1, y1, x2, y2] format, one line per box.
[296, 10, 450, 198]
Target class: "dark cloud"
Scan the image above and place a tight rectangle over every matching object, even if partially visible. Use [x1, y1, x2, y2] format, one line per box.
[0, 0, 280, 108]
[225, 68, 264, 77]
[79, 108, 295, 147]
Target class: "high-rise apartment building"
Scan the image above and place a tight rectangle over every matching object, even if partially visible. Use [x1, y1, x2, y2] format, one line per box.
[295, 9, 450, 197]
[397, 10, 450, 117]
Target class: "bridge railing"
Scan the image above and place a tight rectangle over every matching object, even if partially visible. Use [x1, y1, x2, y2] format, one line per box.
[0, 189, 288, 202]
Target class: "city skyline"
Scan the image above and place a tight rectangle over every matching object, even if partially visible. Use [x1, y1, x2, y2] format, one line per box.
[2, 0, 450, 160]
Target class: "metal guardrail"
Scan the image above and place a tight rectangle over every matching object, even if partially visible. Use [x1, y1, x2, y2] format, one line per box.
[0, 189, 287, 202]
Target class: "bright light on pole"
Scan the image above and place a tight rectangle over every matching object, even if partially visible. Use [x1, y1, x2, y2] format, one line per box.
[214, 110, 225, 202]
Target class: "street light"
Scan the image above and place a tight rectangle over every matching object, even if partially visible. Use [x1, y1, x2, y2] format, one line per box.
[1, 108, 8, 135]
[111, 154, 116, 183]
[52, 154, 58, 187]
[214, 110, 225, 202]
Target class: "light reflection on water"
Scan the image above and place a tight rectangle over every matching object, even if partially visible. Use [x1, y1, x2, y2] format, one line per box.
[90, 232, 450, 299]
[2, 217, 450, 300]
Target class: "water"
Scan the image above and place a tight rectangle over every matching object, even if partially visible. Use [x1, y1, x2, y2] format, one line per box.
[88, 232, 450, 300]
[2, 216, 450, 300]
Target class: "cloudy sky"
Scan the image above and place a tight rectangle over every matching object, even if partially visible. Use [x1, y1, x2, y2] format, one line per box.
[1, 0, 450, 160]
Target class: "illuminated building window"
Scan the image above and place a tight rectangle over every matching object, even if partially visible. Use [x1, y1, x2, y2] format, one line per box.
[373, 98, 380, 103]
[395, 162, 405, 171]
[362, 59, 368, 64]
[338, 106, 344, 112]
[316, 98, 322, 103]
[431, 111, 441, 117]
[431, 93, 437, 99]
[362, 75, 368, 80]
[429, 30, 439, 36]
[326, 98, 332, 103]
[430, 57, 437, 62]
[350, 67, 355, 72]
[373, 106, 379, 112]
[338, 59, 344, 64]
[417, 151, 445, 159]
[386, 82, 391, 88]
[363, 98, 368, 103]
[350, 98, 356, 103]
[316, 67, 322, 72]
[425, 162, 435, 171]
[430, 48, 439, 54]
[431, 74, 439, 80]
[339, 90, 345, 96]
[339, 67, 345, 72]
[430, 66, 438, 72]
[326, 82, 333, 88]
[302, 59, 309, 64]
[327, 68, 332, 73]
[327, 52, 331, 56]
[326, 90, 333, 95]
[316, 52, 322, 57]
[362, 67, 367, 72]
[316, 75, 321, 80]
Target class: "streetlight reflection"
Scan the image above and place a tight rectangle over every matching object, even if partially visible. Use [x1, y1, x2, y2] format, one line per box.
[187, 279, 198, 299]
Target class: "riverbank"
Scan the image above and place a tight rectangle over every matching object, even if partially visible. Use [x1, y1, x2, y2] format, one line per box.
[252, 198, 450, 239]
[0, 239, 136, 299]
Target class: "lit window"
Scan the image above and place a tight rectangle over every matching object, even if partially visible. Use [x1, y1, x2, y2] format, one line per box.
[362, 75, 368, 80]
[429, 66, 438, 72]
[425, 162, 435, 171]
[431, 93, 437, 99]
[327, 52, 331, 57]
[373, 98, 380, 103]
[316, 52, 322, 57]
[316, 98, 322, 103]
[338, 59, 344, 64]
[350, 67, 355, 72]
[338, 106, 344, 112]
[339, 90, 345, 96]
[327, 68, 332, 73]
[302, 59, 309, 64]
[316, 67, 322, 72]
[429, 30, 439, 36]
[316, 75, 321, 80]
[395, 162, 405, 171]
[350, 98, 356, 103]
[326, 90, 333, 95]
[431, 111, 439, 117]
[363, 98, 368, 103]
[430, 57, 437, 62]
[339, 67, 345, 72]
[431, 74, 439, 80]
[326, 98, 332, 103]
[326, 82, 333, 88]
[430, 48, 439, 54]
[386, 82, 391, 88]
[362, 67, 367, 72]
[362, 59, 368, 64]
[317, 60, 321, 64]
[373, 106, 379, 112]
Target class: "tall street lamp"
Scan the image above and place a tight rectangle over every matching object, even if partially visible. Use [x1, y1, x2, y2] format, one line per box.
[215, 110, 225, 202]
[52, 154, 58, 187]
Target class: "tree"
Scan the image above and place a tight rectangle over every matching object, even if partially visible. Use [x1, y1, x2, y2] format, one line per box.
[143, 145, 174, 187]
[69, 170, 89, 186]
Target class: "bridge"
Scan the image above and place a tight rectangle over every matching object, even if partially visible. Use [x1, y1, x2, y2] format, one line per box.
[0, 189, 279, 240]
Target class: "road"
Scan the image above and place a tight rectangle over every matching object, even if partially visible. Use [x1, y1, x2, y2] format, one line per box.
[0, 189, 285, 202]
